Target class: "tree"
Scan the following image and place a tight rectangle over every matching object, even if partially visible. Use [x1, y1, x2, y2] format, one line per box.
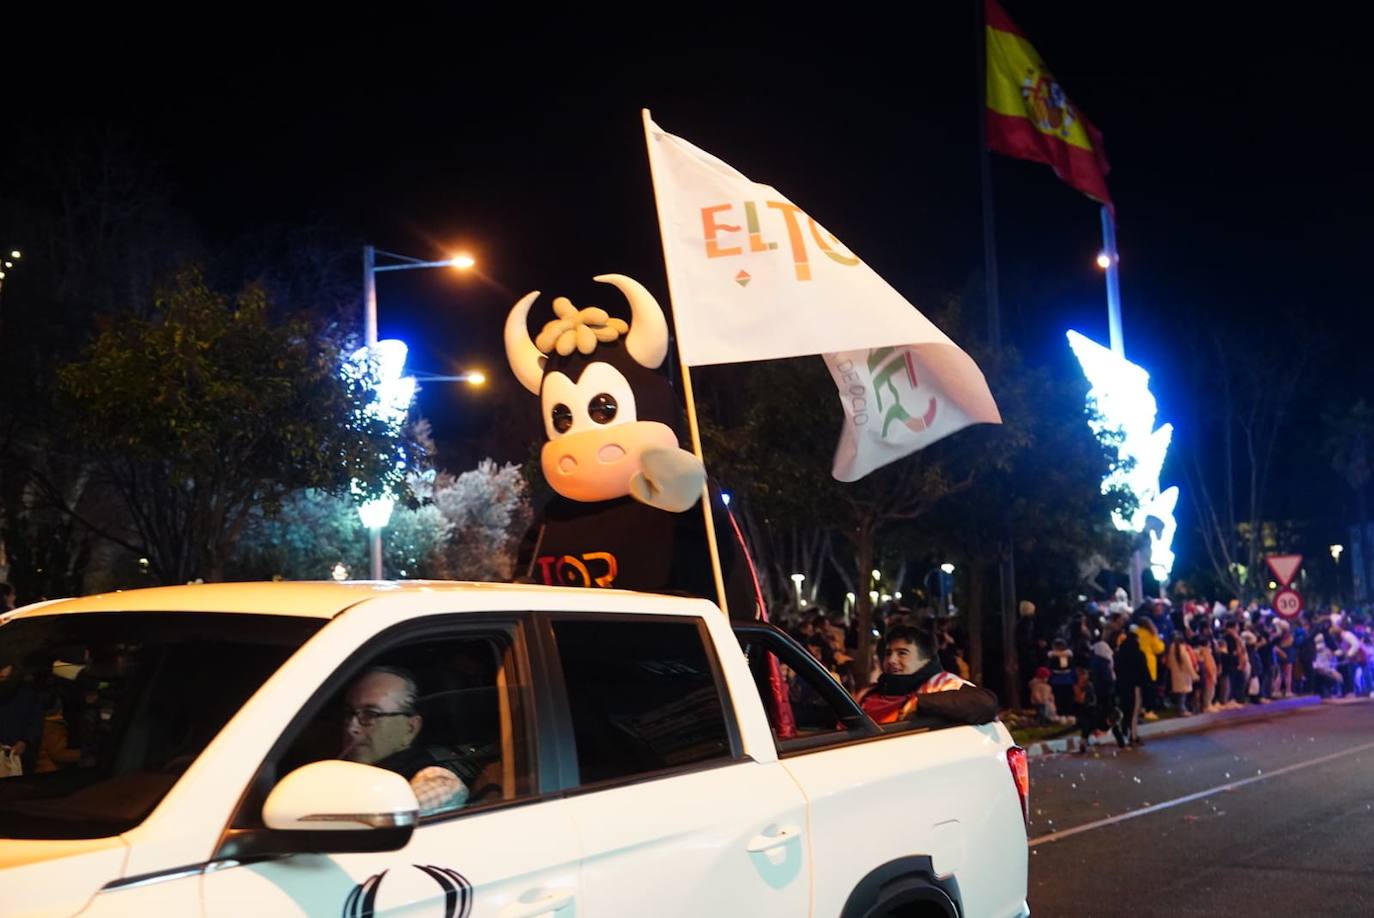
[1182, 324, 1317, 600]
[52, 267, 416, 584]
[427, 460, 532, 582]
[915, 350, 1131, 702]
[703, 354, 995, 690]
[231, 458, 531, 583]
[1322, 398, 1374, 529]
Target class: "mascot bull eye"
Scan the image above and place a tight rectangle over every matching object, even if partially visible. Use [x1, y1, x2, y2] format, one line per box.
[588, 393, 618, 424]
[541, 364, 637, 440]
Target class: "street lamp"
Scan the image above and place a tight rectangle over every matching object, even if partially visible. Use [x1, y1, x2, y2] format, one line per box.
[1330, 544, 1344, 563]
[790, 572, 805, 608]
[360, 245, 477, 579]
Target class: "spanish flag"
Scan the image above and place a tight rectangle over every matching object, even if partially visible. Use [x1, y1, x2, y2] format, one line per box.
[985, 0, 1112, 209]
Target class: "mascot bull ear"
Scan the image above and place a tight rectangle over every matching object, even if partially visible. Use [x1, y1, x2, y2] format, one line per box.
[594, 274, 669, 369]
[505, 290, 545, 395]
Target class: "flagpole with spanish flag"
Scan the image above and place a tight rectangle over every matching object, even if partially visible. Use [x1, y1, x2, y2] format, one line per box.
[983, 0, 1120, 353]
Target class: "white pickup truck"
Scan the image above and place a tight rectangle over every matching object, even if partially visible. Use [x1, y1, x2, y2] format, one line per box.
[0, 581, 1029, 917]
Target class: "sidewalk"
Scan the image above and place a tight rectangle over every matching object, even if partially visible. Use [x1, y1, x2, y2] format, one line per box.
[1019, 694, 1368, 757]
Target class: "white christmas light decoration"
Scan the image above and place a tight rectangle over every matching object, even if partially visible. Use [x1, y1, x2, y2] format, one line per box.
[344, 339, 416, 530]
[1066, 330, 1179, 580]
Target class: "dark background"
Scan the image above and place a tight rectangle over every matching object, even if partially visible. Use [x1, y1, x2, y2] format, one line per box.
[3, 3, 1368, 586]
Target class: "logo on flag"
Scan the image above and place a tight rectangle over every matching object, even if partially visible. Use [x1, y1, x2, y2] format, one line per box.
[1021, 71, 1077, 140]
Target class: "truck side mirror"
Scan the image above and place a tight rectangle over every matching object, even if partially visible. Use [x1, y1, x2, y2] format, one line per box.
[260, 760, 419, 853]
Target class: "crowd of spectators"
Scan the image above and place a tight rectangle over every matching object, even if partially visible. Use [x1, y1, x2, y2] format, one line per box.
[1020, 589, 1374, 750]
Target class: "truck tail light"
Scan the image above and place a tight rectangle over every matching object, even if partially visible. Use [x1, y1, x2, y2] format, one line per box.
[1006, 745, 1030, 828]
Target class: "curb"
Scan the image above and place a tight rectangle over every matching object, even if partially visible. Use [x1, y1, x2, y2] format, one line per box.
[1020, 694, 1363, 757]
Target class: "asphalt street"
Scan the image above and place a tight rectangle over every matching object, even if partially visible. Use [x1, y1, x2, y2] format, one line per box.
[1026, 700, 1374, 918]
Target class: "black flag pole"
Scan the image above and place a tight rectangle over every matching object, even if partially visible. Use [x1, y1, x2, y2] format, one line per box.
[976, 0, 1021, 711]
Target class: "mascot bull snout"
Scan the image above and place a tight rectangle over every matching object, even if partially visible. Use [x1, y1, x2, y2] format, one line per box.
[505, 274, 705, 512]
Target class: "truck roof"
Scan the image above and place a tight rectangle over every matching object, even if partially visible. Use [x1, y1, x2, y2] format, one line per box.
[2, 580, 710, 622]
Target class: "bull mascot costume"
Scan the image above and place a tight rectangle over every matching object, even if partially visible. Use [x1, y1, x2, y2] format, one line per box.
[505, 273, 761, 621]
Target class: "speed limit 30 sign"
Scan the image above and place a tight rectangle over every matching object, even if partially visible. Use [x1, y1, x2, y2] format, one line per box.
[1274, 588, 1304, 619]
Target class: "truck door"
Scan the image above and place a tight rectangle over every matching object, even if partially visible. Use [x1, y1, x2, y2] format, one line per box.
[542, 614, 810, 917]
[203, 617, 581, 918]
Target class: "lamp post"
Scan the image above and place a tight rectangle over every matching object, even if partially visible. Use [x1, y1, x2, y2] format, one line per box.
[360, 245, 476, 580]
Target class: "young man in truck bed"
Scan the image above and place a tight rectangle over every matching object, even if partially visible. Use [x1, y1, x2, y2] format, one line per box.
[855, 624, 1000, 726]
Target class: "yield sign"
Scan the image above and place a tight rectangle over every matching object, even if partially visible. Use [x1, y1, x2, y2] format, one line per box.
[1266, 554, 1303, 587]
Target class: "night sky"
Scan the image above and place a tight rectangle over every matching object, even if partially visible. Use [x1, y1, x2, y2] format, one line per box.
[5, 4, 1370, 582]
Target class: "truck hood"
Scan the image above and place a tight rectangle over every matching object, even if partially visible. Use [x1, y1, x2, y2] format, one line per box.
[0, 837, 128, 917]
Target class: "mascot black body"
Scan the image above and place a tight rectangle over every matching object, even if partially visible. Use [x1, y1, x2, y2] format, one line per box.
[505, 274, 758, 619]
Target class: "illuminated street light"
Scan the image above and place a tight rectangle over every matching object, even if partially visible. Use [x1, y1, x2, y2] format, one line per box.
[1096, 252, 1111, 269]
[1330, 544, 1344, 563]
[361, 245, 479, 579]
[8, 251, 19, 259]
[941, 563, 955, 575]
[872, 569, 881, 581]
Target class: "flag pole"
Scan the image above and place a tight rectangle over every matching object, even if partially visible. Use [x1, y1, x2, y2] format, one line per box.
[977, 0, 1002, 355]
[1101, 205, 1125, 356]
[641, 109, 731, 617]
[977, 0, 1021, 708]
[1100, 202, 1145, 602]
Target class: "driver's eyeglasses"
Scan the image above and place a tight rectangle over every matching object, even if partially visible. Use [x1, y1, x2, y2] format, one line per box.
[340, 707, 413, 727]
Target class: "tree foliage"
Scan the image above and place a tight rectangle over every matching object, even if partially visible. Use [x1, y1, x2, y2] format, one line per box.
[231, 459, 531, 582]
[53, 267, 415, 583]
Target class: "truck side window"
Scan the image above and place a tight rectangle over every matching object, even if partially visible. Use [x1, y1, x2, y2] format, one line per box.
[232, 627, 535, 835]
[736, 627, 876, 754]
[550, 618, 735, 785]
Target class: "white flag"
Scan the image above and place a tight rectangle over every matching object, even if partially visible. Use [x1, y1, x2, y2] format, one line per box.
[643, 111, 1001, 481]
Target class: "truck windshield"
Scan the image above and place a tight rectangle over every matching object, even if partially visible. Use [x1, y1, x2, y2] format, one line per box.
[0, 611, 323, 840]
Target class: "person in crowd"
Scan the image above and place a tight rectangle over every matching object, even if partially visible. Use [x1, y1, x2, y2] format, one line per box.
[787, 634, 843, 729]
[1310, 628, 1343, 697]
[0, 655, 43, 776]
[1273, 618, 1295, 698]
[856, 624, 999, 726]
[1167, 632, 1198, 715]
[1114, 622, 1149, 745]
[1254, 620, 1276, 700]
[340, 666, 478, 815]
[1330, 620, 1366, 696]
[1293, 614, 1314, 695]
[1193, 633, 1218, 712]
[1242, 628, 1261, 703]
[1218, 620, 1245, 707]
[1135, 617, 1165, 720]
[1015, 600, 1042, 703]
[1028, 667, 1071, 725]
[950, 646, 971, 682]
[1046, 638, 1076, 720]
[1359, 626, 1374, 697]
[1074, 655, 1125, 753]
[35, 694, 81, 773]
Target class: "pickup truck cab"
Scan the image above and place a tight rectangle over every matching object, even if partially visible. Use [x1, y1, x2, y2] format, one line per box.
[0, 581, 1029, 917]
